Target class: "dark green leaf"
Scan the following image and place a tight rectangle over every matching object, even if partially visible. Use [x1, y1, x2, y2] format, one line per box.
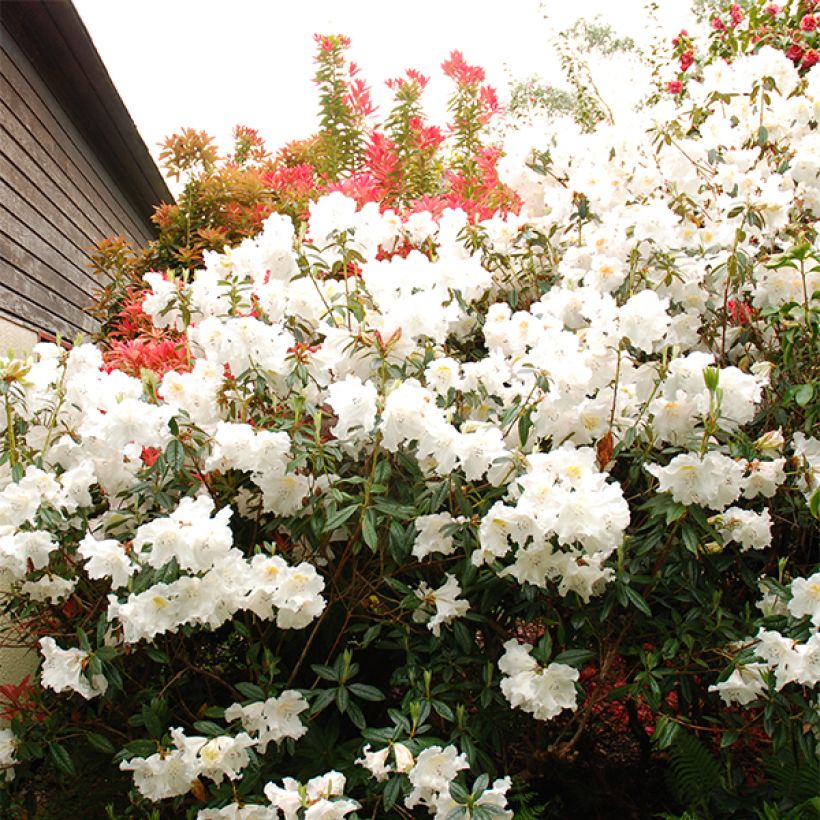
[49, 743, 76, 777]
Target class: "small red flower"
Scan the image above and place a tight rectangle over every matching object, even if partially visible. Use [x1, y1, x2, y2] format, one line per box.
[803, 48, 820, 68]
[801, 13, 818, 31]
[729, 4, 744, 26]
[680, 51, 695, 72]
[667, 80, 683, 95]
[788, 44, 806, 64]
[711, 16, 727, 31]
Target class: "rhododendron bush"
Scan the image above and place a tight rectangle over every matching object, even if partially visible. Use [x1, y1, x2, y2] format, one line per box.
[2, 7, 819, 819]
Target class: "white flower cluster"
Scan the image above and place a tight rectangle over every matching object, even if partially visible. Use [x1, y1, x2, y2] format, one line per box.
[710, 572, 820, 706]
[477, 444, 628, 601]
[122, 690, 310, 804]
[263, 770, 358, 819]
[39, 637, 107, 700]
[498, 639, 579, 721]
[0, 728, 18, 779]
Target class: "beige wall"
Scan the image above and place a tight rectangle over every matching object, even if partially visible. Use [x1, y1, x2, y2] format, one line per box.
[0, 317, 39, 700]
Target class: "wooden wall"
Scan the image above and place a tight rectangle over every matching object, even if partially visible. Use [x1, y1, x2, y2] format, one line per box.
[1, 17, 158, 339]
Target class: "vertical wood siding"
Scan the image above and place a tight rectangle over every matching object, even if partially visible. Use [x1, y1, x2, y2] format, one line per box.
[1, 22, 156, 339]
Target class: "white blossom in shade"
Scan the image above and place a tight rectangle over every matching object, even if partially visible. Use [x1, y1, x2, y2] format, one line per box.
[432, 776, 514, 820]
[742, 458, 787, 500]
[21, 575, 75, 603]
[224, 690, 309, 753]
[39, 637, 107, 700]
[551, 551, 615, 602]
[379, 379, 439, 452]
[646, 451, 745, 510]
[120, 745, 197, 801]
[303, 798, 359, 820]
[708, 663, 768, 705]
[198, 804, 276, 819]
[618, 290, 670, 353]
[205, 422, 291, 475]
[788, 571, 820, 626]
[256, 472, 311, 517]
[498, 639, 580, 721]
[263, 778, 304, 819]
[78, 532, 137, 589]
[0, 476, 44, 529]
[649, 390, 704, 446]
[714, 507, 772, 551]
[0, 530, 51, 579]
[412, 513, 463, 560]
[196, 733, 256, 784]
[405, 745, 470, 810]
[792, 432, 820, 505]
[717, 367, 766, 431]
[355, 744, 392, 782]
[393, 742, 415, 774]
[264, 770, 357, 820]
[325, 375, 378, 444]
[425, 357, 462, 394]
[134, 495, 234, 574]
[414, 574, 470, 637]
[475, 502, 537, 567]
[271, 562, 327, 630]
[456, 423, 509, 481]
[57, 460, 96, 512]
[0, 727, 18, 768]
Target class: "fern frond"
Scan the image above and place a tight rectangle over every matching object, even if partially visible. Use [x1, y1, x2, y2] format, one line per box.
[667, 731, 722, 810]
[764, 747, 820, 804]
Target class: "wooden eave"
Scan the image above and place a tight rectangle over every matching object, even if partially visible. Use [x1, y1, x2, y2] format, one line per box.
[1, 0, 173, 229]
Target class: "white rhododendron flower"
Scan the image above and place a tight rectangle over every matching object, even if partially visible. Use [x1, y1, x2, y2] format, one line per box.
[405, 745, 470, 810]
[224, 690, 309, 752]
[39, 637, 107, 700]
[414, 574, 470, 637]
[498, 639, 579, 721]
[714, 507, 772, 551]
[431, 776, 514, 819]
[709, 663, 769, 706]
[788, 572, 820, 626]
[646, 452, 745, 510]
[0, 728, 18, 768]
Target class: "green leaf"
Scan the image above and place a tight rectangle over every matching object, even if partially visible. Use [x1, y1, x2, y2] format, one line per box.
[623, 585, 652, 616]
[362, 507, 379, 551]
[193, 721, 224, 737]
[553, 649, 595, 667]
[113, 739, 156, 763]
[323, 505, 359, 533]
[336, 686, 350, 713]
[49, 743, 76, 777]
[235, 682, 266, 701]
[652, 714, 680, 750]
[312, 664, 339, 682]
[310, 688, 337, 716]
[144, 645, 169, 664]
[164, 439, 185, 470]
[383, 773, 402, 811]
[472, 773, 489, 796]
[449, 780, 470, 803]
[346, 698, 366, 730]
[348, 683, 384, 701]
[141, 705, 163, 739]
[809, 488, 820, 520]
[794, 383, 814, 407]
[86, 732, 115, 755]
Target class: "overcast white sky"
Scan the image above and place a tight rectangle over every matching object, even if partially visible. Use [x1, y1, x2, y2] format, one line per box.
[73, 0, 695, 181]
